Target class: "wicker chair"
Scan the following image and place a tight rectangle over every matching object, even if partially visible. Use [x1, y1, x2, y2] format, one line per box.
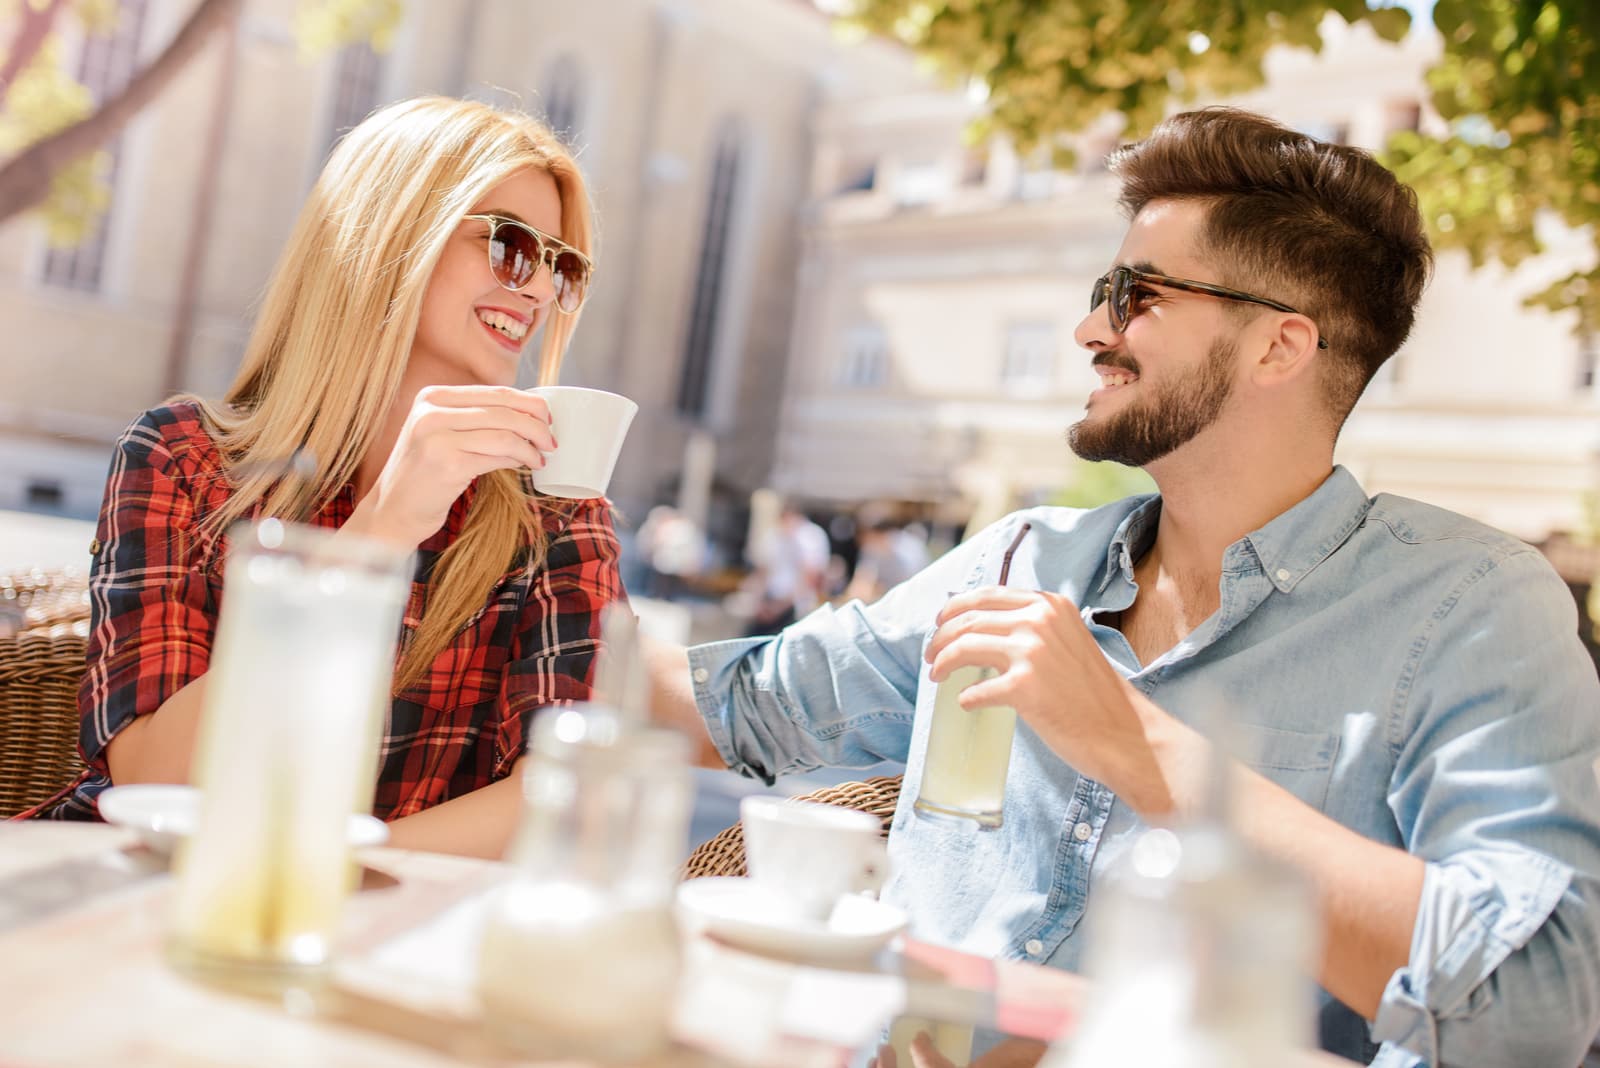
[681, 774, 903, 880]
[0, 569, 91, 817]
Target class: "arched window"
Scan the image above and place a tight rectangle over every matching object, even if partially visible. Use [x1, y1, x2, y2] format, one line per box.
[322, 40, 386, 158]
[41, 0, 150, 291]
[540, 53, 584, 141]
[677, 118, 744, 420]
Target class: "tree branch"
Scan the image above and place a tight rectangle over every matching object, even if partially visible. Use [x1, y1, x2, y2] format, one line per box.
[0, 0, 243, 223]
[0, 0, 68, 97]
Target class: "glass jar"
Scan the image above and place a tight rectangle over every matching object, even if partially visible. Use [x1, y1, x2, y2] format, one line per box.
[478, 705, 693, 1061]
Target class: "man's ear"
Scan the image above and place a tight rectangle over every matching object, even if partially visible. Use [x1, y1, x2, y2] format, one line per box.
[1251, 314, 1322, 387]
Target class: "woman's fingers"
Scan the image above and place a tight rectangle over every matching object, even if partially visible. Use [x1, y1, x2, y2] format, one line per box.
[446, 428, 547, 471]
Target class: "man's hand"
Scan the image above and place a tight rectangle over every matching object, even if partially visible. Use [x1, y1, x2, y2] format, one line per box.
[924, 586, 1203, 819]
[871, 1034, 1049, 1068]
[348, 385, 556, 549]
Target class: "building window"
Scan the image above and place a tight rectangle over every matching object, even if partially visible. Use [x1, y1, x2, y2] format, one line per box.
[1578, 335, 1598, 392]
[836, 324, 887, 389]
[677, 118, 744, 420]
[323, 41, 385, 158]
[541, 53, 584, 140]
[892, 159, 949, 207]
[1000, 322, 1057, 393]
[40, 0, 150, 292]
[1384, 98, 1422, 135]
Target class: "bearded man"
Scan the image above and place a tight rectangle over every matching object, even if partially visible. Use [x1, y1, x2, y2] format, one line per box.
[648, 108, 1600, 1067]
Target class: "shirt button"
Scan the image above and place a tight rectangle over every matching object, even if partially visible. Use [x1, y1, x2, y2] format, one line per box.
[1025, 939, 1045, 957]
[1275, 568, 1291, 582]
[692, 667, 709, 684]
[1073, 821, 1092, 842]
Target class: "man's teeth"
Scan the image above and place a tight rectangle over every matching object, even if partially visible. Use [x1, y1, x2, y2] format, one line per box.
[477, 309, 528, 341]
[1099, 372, 1137, 387]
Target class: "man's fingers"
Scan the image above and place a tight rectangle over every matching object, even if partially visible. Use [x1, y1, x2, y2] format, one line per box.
[937, 586, 1042, 624]
[925, 608, 1020, 665]
[927, 632, 1013, 683]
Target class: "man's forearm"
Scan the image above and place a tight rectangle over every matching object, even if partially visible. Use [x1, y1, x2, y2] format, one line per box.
[1232, 768, 1424, 1020]
[643, 636, 726, 769]
[1128, 695, 1422, 1020]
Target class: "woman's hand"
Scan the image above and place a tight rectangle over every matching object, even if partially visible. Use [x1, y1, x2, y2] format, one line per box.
[350, 385, 556, 548]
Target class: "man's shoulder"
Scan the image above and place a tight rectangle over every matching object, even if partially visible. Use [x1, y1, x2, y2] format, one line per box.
[1360, 493, 1563, 593]
[1364, 493, 1539, 560]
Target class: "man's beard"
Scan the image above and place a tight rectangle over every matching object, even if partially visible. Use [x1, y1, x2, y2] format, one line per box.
[1068, 337, 1237, 467]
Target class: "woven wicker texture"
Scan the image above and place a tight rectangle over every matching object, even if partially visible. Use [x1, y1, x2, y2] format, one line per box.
[680, 774, 903, 881]
[0, 569, 90, 818]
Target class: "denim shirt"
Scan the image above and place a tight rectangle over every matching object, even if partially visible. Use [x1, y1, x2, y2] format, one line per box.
[689, 467, 1600, 1067]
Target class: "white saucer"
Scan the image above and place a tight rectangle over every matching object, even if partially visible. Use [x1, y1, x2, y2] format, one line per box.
[676, 876, 907, 965]
[98, 784, 389, 855]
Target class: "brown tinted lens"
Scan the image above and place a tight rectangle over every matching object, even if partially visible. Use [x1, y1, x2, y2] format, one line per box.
[1090, 275, 1110, 313]
[551, 249, 590, 312]
[1109, 267, 1134, 331]
[488, 222, 539, 290]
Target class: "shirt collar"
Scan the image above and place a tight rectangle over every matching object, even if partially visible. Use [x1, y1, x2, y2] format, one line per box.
[1242, 465, 1373, 593]
[1099, 494, 1162, 595]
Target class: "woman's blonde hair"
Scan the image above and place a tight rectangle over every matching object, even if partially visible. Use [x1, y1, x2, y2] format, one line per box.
[191, 95, 594, 692]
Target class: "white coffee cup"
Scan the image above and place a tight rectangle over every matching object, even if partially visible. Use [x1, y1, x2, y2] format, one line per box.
[528, 386, 639, 499]
[740, 795, 889, 924]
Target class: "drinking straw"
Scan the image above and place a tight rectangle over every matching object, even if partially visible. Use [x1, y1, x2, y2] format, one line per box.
[998, 522, 1032, 585]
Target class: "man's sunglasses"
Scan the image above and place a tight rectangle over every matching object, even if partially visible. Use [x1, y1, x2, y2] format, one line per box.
[1090, 265, 1329, 349]
[464, 213, 593, 314]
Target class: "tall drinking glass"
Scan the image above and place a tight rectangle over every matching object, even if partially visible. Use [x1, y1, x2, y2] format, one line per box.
[166, 518, 411, 991]
[912, 522, 1032, 830]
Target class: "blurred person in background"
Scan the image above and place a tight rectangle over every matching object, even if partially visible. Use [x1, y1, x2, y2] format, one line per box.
[744, 500, 830, 635]
[845, 507, 930, 604]
[651, 108, 1600, 1066]
[635, 503, 707, 599]
[22, 97, 621, 859]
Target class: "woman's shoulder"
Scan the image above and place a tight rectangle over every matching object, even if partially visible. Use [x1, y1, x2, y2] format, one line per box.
[116, 401, 226, 476]
[533, 494, 618, 537]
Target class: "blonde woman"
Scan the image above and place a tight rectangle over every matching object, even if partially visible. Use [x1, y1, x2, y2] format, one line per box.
[30, 97, 620, 857]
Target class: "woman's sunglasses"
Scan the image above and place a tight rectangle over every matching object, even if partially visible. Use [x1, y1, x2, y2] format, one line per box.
[1090, 265, 1329, 349]
[464, 213, 593, 314]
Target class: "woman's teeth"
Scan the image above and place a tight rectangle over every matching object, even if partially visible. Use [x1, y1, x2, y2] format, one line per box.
[478, 309, 528, 341]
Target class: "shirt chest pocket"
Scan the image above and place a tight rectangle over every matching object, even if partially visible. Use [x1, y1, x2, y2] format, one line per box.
[1235, 722, 1340, 812]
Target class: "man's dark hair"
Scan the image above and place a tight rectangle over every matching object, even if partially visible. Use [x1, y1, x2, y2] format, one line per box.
[1109, 107, 1434, 423]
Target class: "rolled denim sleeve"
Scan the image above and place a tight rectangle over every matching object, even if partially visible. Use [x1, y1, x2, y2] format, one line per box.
[1374, 548, 1600, 1067]
[688, 523, 1003, 782]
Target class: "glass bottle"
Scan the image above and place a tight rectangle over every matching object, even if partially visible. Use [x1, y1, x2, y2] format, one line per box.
[477, 705, 693, 1061]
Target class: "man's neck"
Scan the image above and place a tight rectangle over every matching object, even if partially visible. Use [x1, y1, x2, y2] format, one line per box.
[1145, 449, 1335, 589]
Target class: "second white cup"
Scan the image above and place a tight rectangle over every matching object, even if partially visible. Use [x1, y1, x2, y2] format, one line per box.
[740, 795, 889, 924]
[529, 386, 639, 499]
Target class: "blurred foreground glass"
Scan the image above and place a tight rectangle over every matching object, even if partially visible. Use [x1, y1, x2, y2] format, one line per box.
[913, 523, 1032, 829]
[166, 519, 411, 990]
[1049, 811, 1316, 1065]
[478, 706, 693, 1061]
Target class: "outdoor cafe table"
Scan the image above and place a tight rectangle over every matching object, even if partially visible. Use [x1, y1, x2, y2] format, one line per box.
[0, 822, 1354, 1067]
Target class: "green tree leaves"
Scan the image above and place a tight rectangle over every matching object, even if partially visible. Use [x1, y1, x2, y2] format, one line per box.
[845, 0, 1597, 323]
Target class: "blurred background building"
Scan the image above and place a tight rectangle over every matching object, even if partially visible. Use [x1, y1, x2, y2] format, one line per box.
[2, 1, 1597, 626]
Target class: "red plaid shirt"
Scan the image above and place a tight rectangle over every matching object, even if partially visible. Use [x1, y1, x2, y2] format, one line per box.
[31, 402, 624, 821]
